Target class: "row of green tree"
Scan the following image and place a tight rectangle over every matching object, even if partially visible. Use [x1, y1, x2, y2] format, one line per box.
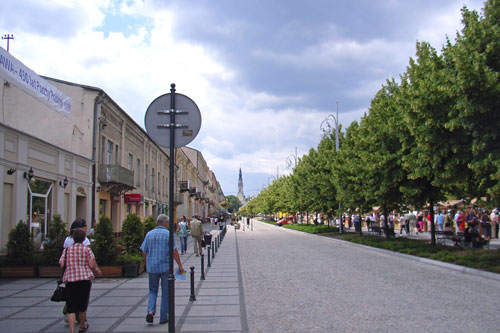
[241, 0, 500, 245]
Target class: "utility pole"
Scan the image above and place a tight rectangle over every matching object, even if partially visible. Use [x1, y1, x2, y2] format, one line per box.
[2, 34, 14, 52]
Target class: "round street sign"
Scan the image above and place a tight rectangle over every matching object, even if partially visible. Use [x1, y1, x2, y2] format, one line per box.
[144, 93, 202, 148]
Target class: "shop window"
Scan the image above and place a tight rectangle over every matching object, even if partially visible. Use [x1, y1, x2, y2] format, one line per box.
[27, 179, 53, 247]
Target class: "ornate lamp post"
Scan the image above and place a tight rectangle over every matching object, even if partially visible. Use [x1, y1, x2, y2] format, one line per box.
[286, 146, 298, 169]
[320, 102, 342, 233]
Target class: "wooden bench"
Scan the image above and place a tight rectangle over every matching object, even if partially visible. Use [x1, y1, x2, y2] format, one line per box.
[369, 226, 395, 237]
[436, 231, 455, 245]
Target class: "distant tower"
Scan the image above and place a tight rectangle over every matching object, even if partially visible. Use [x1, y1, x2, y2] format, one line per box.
[237, 167, 245, 203]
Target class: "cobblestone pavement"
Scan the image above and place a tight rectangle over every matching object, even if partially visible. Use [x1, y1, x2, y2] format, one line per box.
[236, 220, 500, 332]
[0, 223, 245, 332]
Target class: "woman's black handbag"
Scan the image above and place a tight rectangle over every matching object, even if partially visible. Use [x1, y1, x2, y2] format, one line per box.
[50, 281, 66, 302]
[50, 249, 67, 302]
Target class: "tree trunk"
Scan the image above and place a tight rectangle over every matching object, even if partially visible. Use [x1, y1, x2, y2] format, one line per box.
[429, 199, 436, 246]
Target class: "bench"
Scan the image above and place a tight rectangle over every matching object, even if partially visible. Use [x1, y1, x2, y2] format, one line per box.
[436, 231, 455, 245]
[369, 226, 395, 237]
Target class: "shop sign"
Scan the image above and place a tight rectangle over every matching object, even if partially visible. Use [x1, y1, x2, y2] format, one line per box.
[124, 193, 141, 203]
[111, 193, 121, 202]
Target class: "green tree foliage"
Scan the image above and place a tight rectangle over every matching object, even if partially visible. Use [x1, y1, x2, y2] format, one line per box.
[245, 1, 500, 241]
[445, 1, 500, 202]
[6, 221, 34, 265]
[121, 214, 144, 255]
[225, 195, 242, 213]
[143, 216, 156, 236]
[91, 216, 119, 265]
[41, 214, 67, 265]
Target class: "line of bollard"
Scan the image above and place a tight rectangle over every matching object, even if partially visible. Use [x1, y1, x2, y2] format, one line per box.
[189, 266, 196, 301]
[212, 241, 215, 259]
[207, 246, 211, 267]
[215, 237, 218, 253]
[200, 253, 205, 280]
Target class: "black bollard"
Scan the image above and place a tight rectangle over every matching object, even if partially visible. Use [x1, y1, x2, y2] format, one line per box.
[215, 238, 218, 253]
[189, 266, 196, 301]
[207, 246, 211, 267]
[213, 240, 216, 255]
[200, 254, 205, 280]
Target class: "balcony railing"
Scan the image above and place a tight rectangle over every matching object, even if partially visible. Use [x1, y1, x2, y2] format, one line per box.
[174, 193, 184, 205]
[179, 181, 189, 192]
[189, 187, 197, 196]
[98, 164, 135, 193]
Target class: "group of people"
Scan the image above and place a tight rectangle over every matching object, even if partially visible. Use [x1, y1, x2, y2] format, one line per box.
[57, 213, 197, 331]
[345, 207, 499, 243]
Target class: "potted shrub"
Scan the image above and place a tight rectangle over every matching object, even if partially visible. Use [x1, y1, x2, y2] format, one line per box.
[118, 253, 144, 277]
[143, 216, 156, 236]
[91, 216, 121, 277]
[119, 214, 144, 277]
[38, 214, 67, 277]
[1, 221, 36, 277]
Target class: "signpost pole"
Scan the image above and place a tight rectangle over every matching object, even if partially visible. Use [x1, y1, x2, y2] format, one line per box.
[168, 83, 176, 333]
[144, 83, 201, 333]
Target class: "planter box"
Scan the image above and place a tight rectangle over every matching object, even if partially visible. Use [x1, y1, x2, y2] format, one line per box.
[99, 266, 122, 278]
[38, 266, 63, 278]
[138, 262, 145, 274]
[123, 264, 139, 278]
[0, 266, 36, 277]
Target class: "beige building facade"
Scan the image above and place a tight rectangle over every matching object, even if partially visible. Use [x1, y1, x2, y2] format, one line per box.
[0, 49, 224, 251]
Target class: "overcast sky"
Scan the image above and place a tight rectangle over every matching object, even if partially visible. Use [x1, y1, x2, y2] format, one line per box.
[0, 0, 485, 198]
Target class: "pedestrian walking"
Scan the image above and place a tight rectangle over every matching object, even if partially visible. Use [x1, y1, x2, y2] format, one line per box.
[435, 212, 444, 232]
[177, 216, 189, 254]
[490, 208, 498, 238]
[190, 216, 203, 256]
[62, 219, 91, 324]
[59, 228, 102, 333]
[400, 214, 408, 235]
[408, 212, 417, 235]
[141, 214, 184, 325]
[63, 219, 90, 248]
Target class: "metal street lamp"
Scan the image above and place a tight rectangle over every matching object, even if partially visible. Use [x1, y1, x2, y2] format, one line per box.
[320, 102, 342, 234]
[286, 146, 298, 169]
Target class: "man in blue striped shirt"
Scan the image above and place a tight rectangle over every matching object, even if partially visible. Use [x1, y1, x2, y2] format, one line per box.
[141, 214, 184, 324]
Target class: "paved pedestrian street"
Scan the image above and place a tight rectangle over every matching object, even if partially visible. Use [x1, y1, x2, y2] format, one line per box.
[1, 221, 500, 332]
[237, 221, 500, 332]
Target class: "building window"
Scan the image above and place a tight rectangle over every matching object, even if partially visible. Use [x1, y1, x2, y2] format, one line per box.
[151, 168, 155, 191]
[145, 164, 149, 189]
[101, 137, 106, 163]
[107, 140, 113, 164]
[136, 159, 141, 187]
[128, 154, 133, 170]
[115, 145, 119, 164]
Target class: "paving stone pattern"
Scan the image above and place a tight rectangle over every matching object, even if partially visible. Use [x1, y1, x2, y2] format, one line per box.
[237, 220, 500, 332]
[0, 224, 246, 332]
[1, 220, 500, 332]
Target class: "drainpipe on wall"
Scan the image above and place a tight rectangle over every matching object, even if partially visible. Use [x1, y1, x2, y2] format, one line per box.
[92, 92, 105, 228]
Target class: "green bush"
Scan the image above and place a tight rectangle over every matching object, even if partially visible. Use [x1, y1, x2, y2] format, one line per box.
[284, 223, 338, 234]
[41, 214, 67, 265]
[91, 216, 119, 265]
[143, 216, 156, 236]
[117, 253, 143, 265]
[6, 221, 34, 265]
[121, 214, 144, 255]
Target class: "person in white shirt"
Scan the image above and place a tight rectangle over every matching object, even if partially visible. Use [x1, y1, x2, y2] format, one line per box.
[63, 218, 91, 248]
[490, 208, 498, 239]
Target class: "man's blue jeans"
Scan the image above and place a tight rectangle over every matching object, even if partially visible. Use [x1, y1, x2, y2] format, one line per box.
[148, 271, 169, 322]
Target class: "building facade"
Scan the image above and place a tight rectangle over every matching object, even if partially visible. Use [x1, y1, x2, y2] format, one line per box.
[0, 48, 224, 252]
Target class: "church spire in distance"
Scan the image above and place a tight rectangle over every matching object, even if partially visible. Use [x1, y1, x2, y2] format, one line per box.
[237, 167, 245, 203]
